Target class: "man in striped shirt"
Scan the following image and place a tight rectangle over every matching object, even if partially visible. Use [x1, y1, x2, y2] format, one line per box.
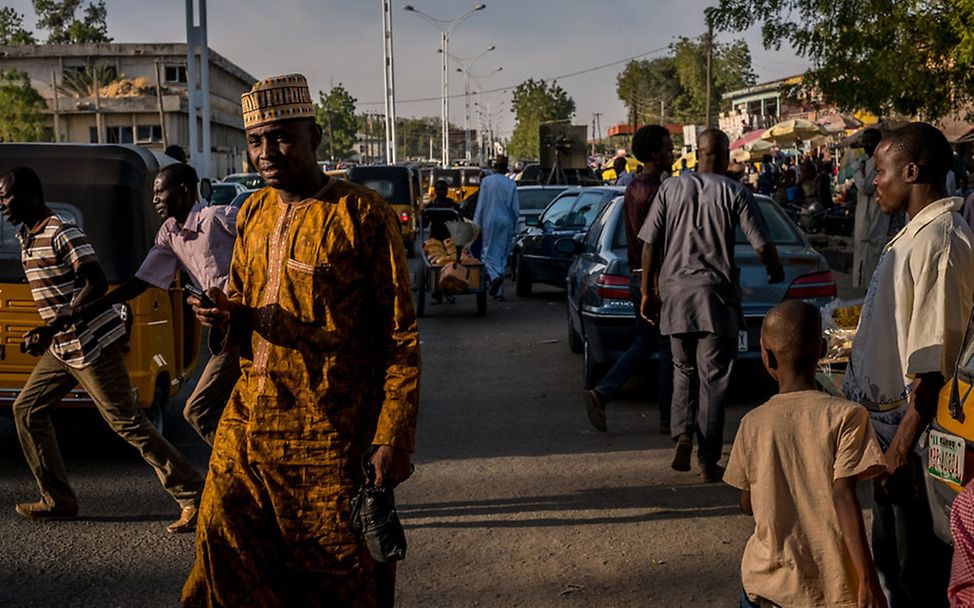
[1, 166, 204, 533]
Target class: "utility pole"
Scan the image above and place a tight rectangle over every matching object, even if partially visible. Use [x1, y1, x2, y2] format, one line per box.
[381, 0, 398, 163]
[594, 112, 602, 152]
[704, 19, 714, 129]
[660, 98, 665, 126]
[186, 0, 211, 179]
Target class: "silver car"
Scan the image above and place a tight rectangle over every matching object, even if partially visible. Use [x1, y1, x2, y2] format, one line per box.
[565, 193, 837, 388]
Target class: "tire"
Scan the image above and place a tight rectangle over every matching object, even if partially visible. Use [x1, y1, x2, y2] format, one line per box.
[515, 255, 532, 297]
[476, 292, 487, 317]
[567, 306, 583, 353]
[583, 339, 605, 390]
[146, 377, 169, 435]
[414, 266, 426, 317]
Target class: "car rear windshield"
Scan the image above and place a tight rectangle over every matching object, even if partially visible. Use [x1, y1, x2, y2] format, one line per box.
[611, 198, 800, 250]
[519, 188, 565, 211]
[735, 199, 801, 246]
[432, 169, 461, 186]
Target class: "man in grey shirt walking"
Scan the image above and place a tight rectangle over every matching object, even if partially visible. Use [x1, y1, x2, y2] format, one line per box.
[638, 129, 784, 482]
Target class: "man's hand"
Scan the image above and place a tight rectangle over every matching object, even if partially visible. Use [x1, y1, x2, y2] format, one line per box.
[188, 287, 230, 328]
[640, 292, 660, 325]
[767, 263, 785, 284]
[22, 325, 55, 356]
[370, 445, 413, 488]
[858, 575, 888, 608]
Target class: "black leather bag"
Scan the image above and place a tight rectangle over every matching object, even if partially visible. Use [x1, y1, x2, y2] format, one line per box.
[351, 453, 407, 563]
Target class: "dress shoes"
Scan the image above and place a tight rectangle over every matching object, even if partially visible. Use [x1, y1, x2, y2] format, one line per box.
[583, 390, 607, 432]
[700, 463, 725, 484]
[671, 433, 693, 472]
[15, 501, 77, 521]
[167, 505, 199, 534]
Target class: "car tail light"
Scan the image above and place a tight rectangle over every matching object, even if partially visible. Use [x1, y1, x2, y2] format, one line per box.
[785, 271, 837, 299]
[596, 274, 631, 300]
[399, 212, 410, 224]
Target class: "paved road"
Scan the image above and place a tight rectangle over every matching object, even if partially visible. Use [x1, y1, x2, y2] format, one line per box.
[0, 279, 780, 607]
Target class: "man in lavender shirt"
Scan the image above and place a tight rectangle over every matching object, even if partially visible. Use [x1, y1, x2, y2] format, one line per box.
[77, 163, 240, 445]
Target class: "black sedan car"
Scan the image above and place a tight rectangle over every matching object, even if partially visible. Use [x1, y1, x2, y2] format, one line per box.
[566, 193, 838, 388]
[513, 186, 623, 297]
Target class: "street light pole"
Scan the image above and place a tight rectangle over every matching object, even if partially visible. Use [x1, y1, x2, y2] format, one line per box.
[448, 45, 494, 163]
[381, 0, 398, 163]
[467, 66, 502, 164]
[403, 3, 486, 167]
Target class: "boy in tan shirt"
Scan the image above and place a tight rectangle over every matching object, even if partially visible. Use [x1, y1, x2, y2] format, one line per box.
[724, 301, 887, 607]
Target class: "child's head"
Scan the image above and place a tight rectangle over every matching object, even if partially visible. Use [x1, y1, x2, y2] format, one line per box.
[760, 300, 825, 381]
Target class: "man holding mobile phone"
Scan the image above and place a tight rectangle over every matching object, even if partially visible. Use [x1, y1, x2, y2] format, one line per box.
[76, 163, 240, 446]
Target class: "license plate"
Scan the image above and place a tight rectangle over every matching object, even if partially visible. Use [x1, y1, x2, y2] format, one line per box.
[928, 429, 966, 485]
[738, 330, 748, 352]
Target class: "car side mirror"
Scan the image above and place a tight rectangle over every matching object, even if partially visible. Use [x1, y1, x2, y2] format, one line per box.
[525, 216, 540, 228]
[199, 178, 213, 203]
[555, 236, 582, 255]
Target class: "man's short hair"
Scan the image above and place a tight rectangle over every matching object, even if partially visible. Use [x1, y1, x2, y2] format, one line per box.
[2, 166, 44, 203]
[158, 162, 199, 192]
[762, 300, 823, 372]
[613, 156, 628, 171]
[883, 122, 954, 183]
[164, 144, 187, 163]
[632, 125, 671, 164]
[434, 179, 448, 189]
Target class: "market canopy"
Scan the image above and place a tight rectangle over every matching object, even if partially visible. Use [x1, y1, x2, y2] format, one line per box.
[817, 113, 864, 134]
[730, 129, 766, 150]
[761, 118, 829, 145]
[730, 139, 775, 162]
[838, 119, 908, 147]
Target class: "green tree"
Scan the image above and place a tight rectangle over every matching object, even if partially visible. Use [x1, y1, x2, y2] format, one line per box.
[0, 7, 37, 44]
[0, 69, 47, 142]
[706, 1, 962, 119]
[33, 0, 111, 44]
[616, 57, 683, 126]
[508, 78, 575, 161]
[315, 84, 358, 161]
[396, 116, 441, 160]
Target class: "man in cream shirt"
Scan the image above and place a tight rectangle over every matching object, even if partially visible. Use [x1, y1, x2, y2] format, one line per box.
[843, 122, 974, 606]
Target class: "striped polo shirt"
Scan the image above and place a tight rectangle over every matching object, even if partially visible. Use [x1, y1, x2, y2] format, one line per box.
[18, 214, 125, 368]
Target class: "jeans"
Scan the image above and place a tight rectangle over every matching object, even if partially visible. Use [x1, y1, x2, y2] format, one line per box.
[13, 343, 204, 509]
[871, 454, 951, 607]
[739, 588, 762, 608]
[670, 332, 736, 466]
[594, 284, 672, 425]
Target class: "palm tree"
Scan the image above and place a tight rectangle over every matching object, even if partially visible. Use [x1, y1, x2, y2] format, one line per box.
[58, 63, 120, 97]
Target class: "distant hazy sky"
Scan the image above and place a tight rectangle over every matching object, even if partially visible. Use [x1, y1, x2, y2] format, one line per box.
[6, 0, 809, 137]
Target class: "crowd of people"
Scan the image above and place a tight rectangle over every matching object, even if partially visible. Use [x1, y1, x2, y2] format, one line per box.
[583, 121, 974, 607]
[5, 68, 974, 607]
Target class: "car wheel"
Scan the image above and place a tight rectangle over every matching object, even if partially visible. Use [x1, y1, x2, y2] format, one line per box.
[414, 267, 426, 317]
[147, 377, 169, 435]
[567, 305, 583, 353]
[583, 339, 605, 390]
[515, 255, 532, 297]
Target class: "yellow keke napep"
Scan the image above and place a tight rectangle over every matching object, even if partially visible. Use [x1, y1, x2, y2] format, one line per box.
[348, 165, 420, 256]
[427, 167, 481, 203]
[0, 144, 201, 429]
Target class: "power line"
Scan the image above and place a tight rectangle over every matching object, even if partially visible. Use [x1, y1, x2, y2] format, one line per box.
[358, 45, 670, 106]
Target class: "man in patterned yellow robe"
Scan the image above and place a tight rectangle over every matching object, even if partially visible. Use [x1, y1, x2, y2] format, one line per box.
[182, 74, 419, 607]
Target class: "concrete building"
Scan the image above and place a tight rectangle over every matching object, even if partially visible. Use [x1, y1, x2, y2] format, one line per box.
[720, 75, 807, 141]
[0, 43, 256, 178]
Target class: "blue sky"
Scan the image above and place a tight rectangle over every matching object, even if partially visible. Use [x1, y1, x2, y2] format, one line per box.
[7, 0, 809, 137]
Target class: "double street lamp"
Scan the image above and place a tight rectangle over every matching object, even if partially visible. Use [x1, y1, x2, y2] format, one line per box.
[447, 45, 496, 162]
[403, 3, 486, 167]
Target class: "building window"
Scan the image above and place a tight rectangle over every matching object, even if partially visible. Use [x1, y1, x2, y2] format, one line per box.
[90, 126, 134, 144]
[164, 65, 188, 84]
[136, 125, 163, 144]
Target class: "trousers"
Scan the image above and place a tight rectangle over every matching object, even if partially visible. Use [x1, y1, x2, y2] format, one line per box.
[13, 343, 203, 510]
[669, 332, 736, 466]
[183, 346, 241, 446]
